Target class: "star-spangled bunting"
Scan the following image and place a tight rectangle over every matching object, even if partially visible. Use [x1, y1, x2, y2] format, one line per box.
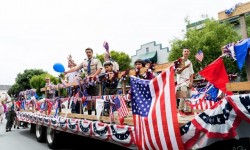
[181, 94, 250, 149]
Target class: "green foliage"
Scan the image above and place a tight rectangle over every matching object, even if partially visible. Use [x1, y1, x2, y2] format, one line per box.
[7, 83, 21, 97]
[246, 15, 250, 36]
[30, 73, 59, 96]
[8, 69, 47, 97]
[96, 50, 132, 71]
[168, 18, 245, 79]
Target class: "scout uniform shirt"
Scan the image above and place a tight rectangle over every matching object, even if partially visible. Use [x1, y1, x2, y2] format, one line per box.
[79, 57, 103, 76]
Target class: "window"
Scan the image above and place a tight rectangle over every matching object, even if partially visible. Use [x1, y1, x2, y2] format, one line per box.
[146, 47, 149, 53]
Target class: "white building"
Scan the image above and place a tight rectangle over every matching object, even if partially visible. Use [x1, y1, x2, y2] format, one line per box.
[131, 41, 170, 66]
[0, 85, 11, 101]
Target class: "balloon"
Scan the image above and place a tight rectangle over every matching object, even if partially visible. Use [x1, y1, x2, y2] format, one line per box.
[53, 63, 65, 73]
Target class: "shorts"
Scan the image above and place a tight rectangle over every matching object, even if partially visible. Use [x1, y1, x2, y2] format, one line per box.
[177, 85, 191, 98]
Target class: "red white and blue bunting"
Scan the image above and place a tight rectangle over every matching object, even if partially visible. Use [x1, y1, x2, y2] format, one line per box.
[181, 94, 250, 149]
[16, 111, 137, 149]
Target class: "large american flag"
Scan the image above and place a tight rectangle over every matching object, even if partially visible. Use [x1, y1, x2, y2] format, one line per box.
[130, 66, 184, 150]
[195, 50, 204, 62]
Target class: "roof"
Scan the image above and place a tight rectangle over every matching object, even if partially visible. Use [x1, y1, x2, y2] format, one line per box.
[138, 51, 157, 63]
[0, 85, 11, 91]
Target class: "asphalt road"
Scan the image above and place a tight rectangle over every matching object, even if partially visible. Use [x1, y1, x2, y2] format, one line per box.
[0, 118, 131, 150]
[0, 119, 48, 150]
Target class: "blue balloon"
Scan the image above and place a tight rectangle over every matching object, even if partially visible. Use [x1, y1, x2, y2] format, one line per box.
[53, 63, 65, 73]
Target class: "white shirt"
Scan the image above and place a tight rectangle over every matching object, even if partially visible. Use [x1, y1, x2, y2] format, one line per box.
[66, 71, 80, 83]
[176, 58, 194, 87]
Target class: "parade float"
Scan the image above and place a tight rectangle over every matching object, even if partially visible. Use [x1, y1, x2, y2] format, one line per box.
[16, 2, 250, 150]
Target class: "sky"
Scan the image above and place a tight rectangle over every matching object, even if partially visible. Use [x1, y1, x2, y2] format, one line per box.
[0, 0, 249, 85]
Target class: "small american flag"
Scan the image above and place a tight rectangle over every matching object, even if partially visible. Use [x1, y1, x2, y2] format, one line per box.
[195, 50, 204, 62]
[130, 66, 184, 150]
[113, 96, 129, 124]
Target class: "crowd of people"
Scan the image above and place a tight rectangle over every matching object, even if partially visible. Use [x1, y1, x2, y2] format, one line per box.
[62, 47, 194, 116]
[62, 47, 161, 115]
[0, 47, 195, 134]
[0, 97, 28, 132]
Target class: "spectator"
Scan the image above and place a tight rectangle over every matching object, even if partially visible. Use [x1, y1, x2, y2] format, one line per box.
[5, 104, 17, 132]
[176, 48, 194, 114]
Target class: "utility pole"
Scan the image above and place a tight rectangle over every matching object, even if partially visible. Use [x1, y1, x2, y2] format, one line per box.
[218, 2, 250, 81]
[218, 2, 250, 91]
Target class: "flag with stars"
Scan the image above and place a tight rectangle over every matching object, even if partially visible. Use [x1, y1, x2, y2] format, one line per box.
[188, 83, 220, 114]
[195, 50, 204, 62]
[113, 96, 129, 125]
[130, 66, 184, 150]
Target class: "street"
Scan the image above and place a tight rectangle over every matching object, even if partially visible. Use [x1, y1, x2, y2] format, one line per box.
[0, 118, 130, 150]
[0, 119, 48, 150]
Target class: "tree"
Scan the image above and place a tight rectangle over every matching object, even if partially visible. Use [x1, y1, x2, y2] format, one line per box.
[168, 18, 246, 79]
[8, 69, 47, 98]
[96, 50, 132, 71]
[30, 73, 60, 97]
[245, 15, 250, 36]
[7, 83, 21, 98]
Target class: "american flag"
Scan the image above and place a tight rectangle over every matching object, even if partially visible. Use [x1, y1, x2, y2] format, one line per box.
[195, 50, 204, 62]
[188, 84, 219, 114]
[130, 66, 184, 150]
[113, 96, 129, 124]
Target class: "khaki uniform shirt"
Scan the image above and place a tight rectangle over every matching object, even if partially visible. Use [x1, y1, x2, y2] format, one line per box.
[77, 57, 103, 76]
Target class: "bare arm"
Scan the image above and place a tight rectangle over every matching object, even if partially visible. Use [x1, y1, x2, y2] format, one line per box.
[65, 65, 81, 75]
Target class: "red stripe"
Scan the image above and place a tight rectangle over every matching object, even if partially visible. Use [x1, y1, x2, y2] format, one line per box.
[158, 71, 173, 150]
[133, 66, 185, 150]
[199, 98, 203, 110]
[143, 118, 151, 150]
[205, 100, 208, 110]
[150, 75, 162, 149]
[169, 67, 185, 149]
[134, 115, 142, 150]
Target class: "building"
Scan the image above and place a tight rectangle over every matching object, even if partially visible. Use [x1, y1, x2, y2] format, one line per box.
[0, 85, 11, 101]
[186, 19, 208, 30]
[130, 41, 170, 66]
[186, 14, 250, 37]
